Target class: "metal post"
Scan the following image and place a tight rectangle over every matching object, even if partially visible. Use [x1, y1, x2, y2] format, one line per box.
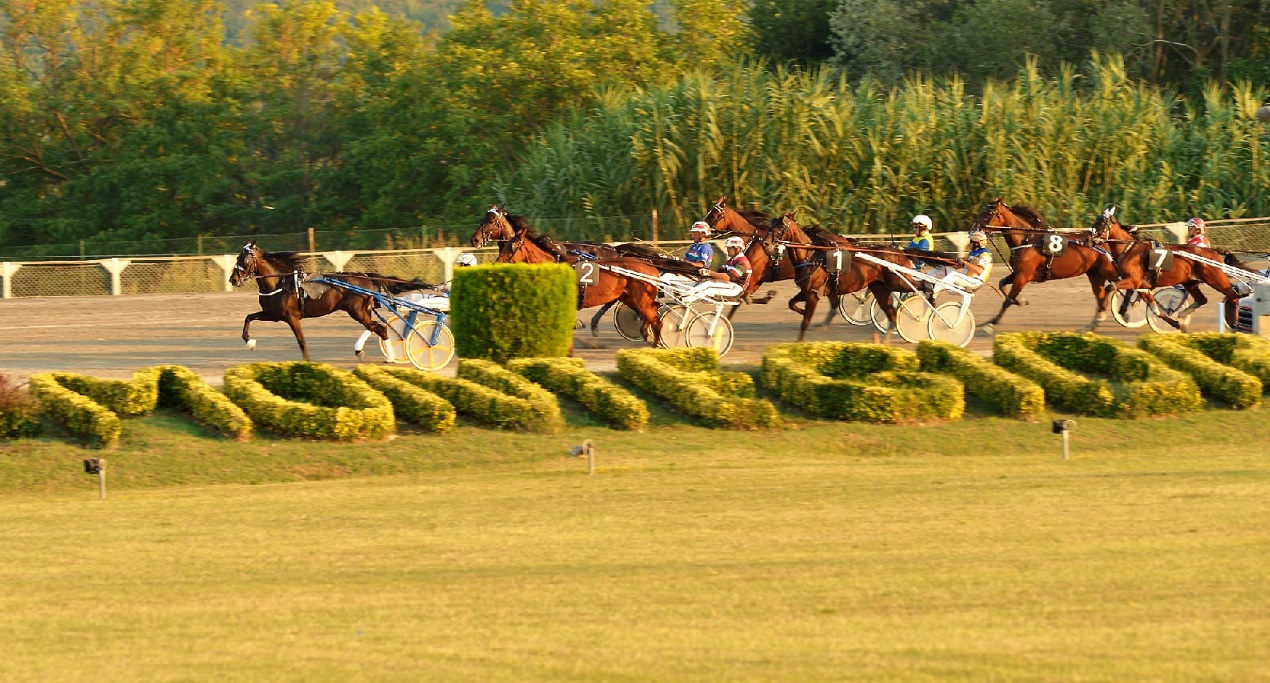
[1061, 431, 1069, 461]
[98, 459, 106, 499]
[586, 442, 595, 475]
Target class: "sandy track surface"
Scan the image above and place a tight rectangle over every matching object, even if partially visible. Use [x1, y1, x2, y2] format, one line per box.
[0, 279, 1225, 385]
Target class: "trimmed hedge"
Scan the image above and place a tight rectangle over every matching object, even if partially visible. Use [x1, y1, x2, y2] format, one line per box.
[762, 342, 964, 423]
[155, 365, 254, 440]
[917, 340, 1045, 420]
[29, 373, 122, 448]
[457, 359, 564, 432]
[616, 347, 780, 429]
[0, 374, 40, 439]
[450, 263, 576, 364]
[507, 357, 649, 430]
[374, 365, 556, 432]
[353, 365, 457, 434]
[994, 332, 1201, 418]
[1172, 332, 1270, 389]
[50, 368, 160, 417]
[223, 362, 394, 440]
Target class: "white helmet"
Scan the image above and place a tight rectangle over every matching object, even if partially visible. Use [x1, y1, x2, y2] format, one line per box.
[912, 215, 933, 231]
[690, 221, 711, 233]
[967, 230, 986, 244]
[1186, 217, 1207, 234]
[724, 236, 745, 249]
[454, 253, 478, 267]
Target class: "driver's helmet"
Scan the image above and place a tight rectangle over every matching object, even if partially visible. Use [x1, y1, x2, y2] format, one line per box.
[1186, 217, 1207, 235]
[724, 236, 745, 249]
[690, 221, 711, 234]
[454, 252, 478, 267]
[967, 230, 986, 244]
[912, 214, 933, 233]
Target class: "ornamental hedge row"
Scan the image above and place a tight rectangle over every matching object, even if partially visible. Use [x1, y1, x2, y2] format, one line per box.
[994, 332, 1201, 418]
[0, 374, 40, 439]
[761, 342, 964, 423]
[507, 357, 649, 430]
[1137, 335, 1262, 409]
[29, 373, 123, 448]
[50, 368, 161, 417]
[353, 365, 457, 434]
[156, 365, 254, 440]
[450, 263, 576, 364]
[916, 340, 1045, 420]
[1170, 332, 1270, 388]
[373, 364, 555, 432]
[223, 362, 395, 440]
[457, 359, 564, 433]
[616, 347, 780, 429]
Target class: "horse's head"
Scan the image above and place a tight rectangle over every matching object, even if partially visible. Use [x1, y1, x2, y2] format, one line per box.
[973, 197, 1046, 232]
[1089, 206, 1139, 254]
[229, 241, 263, 287]
[701, 196, 732, 236]
[472, 205, 515, 247]
[971, 198, 1005, 232]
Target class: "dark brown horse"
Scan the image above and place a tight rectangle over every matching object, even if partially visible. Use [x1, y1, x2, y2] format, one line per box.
[228, 241, 416, 360]
[972, 198, 1124, 332]
[468, 212, 665, 346]
[771, 213, 919, 342]
[1101, 210, 1252, 331]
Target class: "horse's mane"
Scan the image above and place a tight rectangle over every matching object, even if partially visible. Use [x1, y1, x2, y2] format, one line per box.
[507, 214, 534, 233]
[804, 225, 850, 246]
[615, 242, 665, 259]
[265, 250, 307, 274]
[738, 207, 773, 229]
[1008, 204, 1048, 228]
[523, 229, 570, 259]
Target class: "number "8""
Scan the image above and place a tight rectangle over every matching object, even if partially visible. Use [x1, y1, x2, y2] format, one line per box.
[1047, 234, 1064, 254]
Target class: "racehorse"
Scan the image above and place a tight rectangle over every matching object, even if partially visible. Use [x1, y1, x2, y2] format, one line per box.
[468, 211, 665, 346]
[700, 197, 795, 314]
[972, 198, 1124, 332]
[771, 213, 921, 342]
[228, 241, 417, 361]
[1100, 210, 1253, 331]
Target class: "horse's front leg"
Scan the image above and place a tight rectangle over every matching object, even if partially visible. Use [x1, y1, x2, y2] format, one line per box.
[284, 316, 310, 361]
[1088, 275, 1109, 331]
[798, 289, 820, 342]
[242, 311, 272, 350]
[983, 275, 1029, 334]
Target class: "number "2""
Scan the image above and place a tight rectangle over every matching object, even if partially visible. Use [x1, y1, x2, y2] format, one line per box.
[578, 262, 597, 285]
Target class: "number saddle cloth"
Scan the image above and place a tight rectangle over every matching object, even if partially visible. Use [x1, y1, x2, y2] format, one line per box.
[657, 272, 744, 304]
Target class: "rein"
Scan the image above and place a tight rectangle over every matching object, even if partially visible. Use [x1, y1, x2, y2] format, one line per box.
[775, 240, 962, 266]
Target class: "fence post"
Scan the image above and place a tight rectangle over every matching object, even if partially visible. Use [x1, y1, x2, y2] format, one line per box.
[100, 258, 131, 296]
[308, 227, 316, 254]
[0, 262, 20, 299]
[435, 247, 462, 283]
[324, 250, 353, 271]
[212, 255, 237, 292]
[651, 208, 659, 243]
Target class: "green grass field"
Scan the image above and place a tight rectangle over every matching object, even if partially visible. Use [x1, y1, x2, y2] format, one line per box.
[1, 392, 1268, 681]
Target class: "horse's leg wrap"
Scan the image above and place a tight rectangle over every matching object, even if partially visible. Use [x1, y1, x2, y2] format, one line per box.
[354, 329, 374, 359]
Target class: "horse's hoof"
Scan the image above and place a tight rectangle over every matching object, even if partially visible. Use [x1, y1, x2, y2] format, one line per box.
[1017, 298, 1029, 306]
[355, 349, 364, 360]
[246, 339, 256, 350]
[981, 323, 994, 335]
[590, 327, 600, 338]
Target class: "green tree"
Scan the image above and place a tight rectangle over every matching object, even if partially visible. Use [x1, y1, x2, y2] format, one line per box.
[750, 0, 835, 65]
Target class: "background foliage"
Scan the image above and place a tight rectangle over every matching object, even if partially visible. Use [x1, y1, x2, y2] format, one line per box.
[1, 0, 1267, 256]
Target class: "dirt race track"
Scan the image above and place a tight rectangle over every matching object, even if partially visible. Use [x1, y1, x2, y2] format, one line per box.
[0, 278, 1231, 386]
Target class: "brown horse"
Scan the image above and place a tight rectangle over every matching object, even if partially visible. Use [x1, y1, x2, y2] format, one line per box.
[1101, 211, 1252, 331]
[771, 213, 919, 342]
[972, 198, 1124, 332]
[700, 197, 795, 314]
[469, 211, 665, 346]
[229, 241, 416, 360]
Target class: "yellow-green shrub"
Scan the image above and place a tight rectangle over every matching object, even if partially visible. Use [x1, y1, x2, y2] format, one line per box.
[616, 347, 780, 429]
[374, 365, 549, 432]
[917, 340, 1044, 420]
[353, 365, 456, 434]
[450, 263, 576, 363]
[1173, 333, 1270, 389]
[223, 362, 394, 440]
[49, 368, 160, 416]
[507, 357, 649, 430]
[155, 365, 254, 440]
[762, 342, 964, 423]
[457, 359, 564, 433]
[1138, 335, 1261, 409]
[29, 373, 121, 448]
[994, 332, 1201, 418]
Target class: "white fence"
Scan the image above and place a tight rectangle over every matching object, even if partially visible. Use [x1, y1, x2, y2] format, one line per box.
[1, 220, 1266, 299]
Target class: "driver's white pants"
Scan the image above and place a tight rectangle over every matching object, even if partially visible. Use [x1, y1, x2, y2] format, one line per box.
[927, 266, 983, 293]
